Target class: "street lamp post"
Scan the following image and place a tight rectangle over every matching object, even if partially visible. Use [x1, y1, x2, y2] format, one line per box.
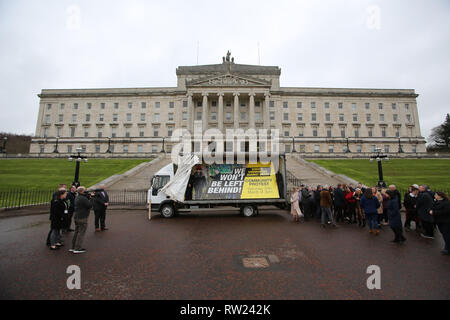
[398, 137, 404, 153]
[106, 137, 112, 153]
[68, 147, 88, 187]
[370, 147, 389, 189]
[53, 136, 60, 153]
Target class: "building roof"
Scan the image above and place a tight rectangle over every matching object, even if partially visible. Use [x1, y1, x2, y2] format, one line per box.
[176, 62, 281, 76]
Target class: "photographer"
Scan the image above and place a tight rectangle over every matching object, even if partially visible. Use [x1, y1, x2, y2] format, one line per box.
[93, 184, 110, 232]
[70, 186, 93, 254]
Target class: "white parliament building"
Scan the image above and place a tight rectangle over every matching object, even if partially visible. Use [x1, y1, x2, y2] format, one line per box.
[30, 52, 426, 156]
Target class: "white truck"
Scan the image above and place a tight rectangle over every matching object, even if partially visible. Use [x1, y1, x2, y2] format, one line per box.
[147, 153, 288, 218]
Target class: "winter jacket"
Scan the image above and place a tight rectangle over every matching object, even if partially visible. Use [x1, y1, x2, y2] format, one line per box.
[320, 190, 333, 208]
[92, 190, 109, 211]
[345, 192, 356, 204]
[416, 191, 434, 223]
[403, 193, 417, 215]
[432, 199, 450, 224]
[50, 199, 67, 229]
[333, 188, 345, 207]
[74, 193, 93, 220]
[388, 196, 402, 228]
[360, 195, 380, 215]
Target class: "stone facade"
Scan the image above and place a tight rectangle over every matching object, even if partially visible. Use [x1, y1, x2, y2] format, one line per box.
[30, 53, 426, 156]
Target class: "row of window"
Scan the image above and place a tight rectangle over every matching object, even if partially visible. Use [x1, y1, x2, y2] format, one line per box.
[286, 126, 411, 138]
[43, 125, 175, 138]
[283, 102, 411, 111]
[290, 144, 417, 153]
[47, 101, 181, 111]
[44, 111, 414, 125]
[283, 112, 413, 123]
[39, 143, 418, 154]
[42, 123, 413, 139]
[45, 101, 412, 112]
[45, 112, 179, 124]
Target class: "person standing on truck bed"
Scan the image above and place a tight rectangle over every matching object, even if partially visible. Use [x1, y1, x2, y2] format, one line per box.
[185, 171, 194, 201]
[193, 166, 207, 200]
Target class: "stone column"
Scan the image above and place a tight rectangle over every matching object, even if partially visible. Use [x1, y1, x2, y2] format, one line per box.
[217, 92, 224, 132]
[264, 93, 270, 129]
[249, 92, 255, 129]
[187, 93, 193, 133]
[233, 92, 240, 129]
[202, 92, 208, 131]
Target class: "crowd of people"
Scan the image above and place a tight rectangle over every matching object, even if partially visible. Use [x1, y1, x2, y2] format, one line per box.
[46, 183, 110, 254]
[290, 183, 450, 255]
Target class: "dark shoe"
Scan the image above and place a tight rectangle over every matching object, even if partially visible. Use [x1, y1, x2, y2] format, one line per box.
[55, 243, 64, 247]
[50, 246, 59, 250]
[440, 250, 449, 255]
[362, 220, 366, 228]
[101, 227, 109, 231]
[321, 224, 326, 228]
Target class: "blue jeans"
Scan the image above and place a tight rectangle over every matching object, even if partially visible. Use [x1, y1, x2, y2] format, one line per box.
[366, 212, 379, 230]
[50, 229, 61, 246]
[321, 207, 335, 225]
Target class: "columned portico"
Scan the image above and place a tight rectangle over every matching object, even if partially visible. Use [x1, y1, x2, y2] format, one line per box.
[233, 92, 240, 129]
[249, 92, 255, 129]
[217, 92, 224, 132]
[187, 93, 193, 132]
[202, 93, 208, 130]
[264, 93, 270, 129]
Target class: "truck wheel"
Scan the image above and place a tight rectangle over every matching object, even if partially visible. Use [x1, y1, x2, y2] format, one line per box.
[161, 204, 175, 218]
[242, 205, 256, 217]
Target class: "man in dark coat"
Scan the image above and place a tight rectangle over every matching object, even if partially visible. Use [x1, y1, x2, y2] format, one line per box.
[388, 185, 402, 209]
[417, 185, 435, 239]
[387, 190, 406, 243]
[64, 185, 76, 232]
[333, 184, 345, 223]
[92, 184, 109, 232]
[314, 186, 322, 220]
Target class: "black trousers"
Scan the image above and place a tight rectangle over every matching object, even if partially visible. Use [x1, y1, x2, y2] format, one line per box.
[334, 206, 344, 222]
[391, 226, 406, 242]
[94, 209, 106, 229]
[421, 220, 435, 237]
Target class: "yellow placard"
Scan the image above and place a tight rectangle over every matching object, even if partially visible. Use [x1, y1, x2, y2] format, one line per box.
[241, 163, 279, 199]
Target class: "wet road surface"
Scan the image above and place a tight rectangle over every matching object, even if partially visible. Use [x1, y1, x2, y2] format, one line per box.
[0, 208, 449, 299]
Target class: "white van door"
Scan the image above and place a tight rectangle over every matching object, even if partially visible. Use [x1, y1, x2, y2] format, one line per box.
[150, 175, 171, 206]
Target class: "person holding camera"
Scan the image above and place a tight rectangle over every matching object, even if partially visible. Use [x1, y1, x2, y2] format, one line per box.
[70, 186, 93, 254]
[93, 184, 110, 232]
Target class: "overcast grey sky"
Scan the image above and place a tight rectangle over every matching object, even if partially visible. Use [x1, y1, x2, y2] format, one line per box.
[0, 0, 449, 142]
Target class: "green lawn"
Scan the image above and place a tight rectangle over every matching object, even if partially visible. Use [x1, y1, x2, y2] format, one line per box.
[308, 159, 450, 192]
[0, 158, 150, 191]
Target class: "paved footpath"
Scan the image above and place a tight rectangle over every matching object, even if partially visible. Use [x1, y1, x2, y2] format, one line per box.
[286, 155, 345, 186]
[107, 156, 172, 190]
[0, 209, 449, 299]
